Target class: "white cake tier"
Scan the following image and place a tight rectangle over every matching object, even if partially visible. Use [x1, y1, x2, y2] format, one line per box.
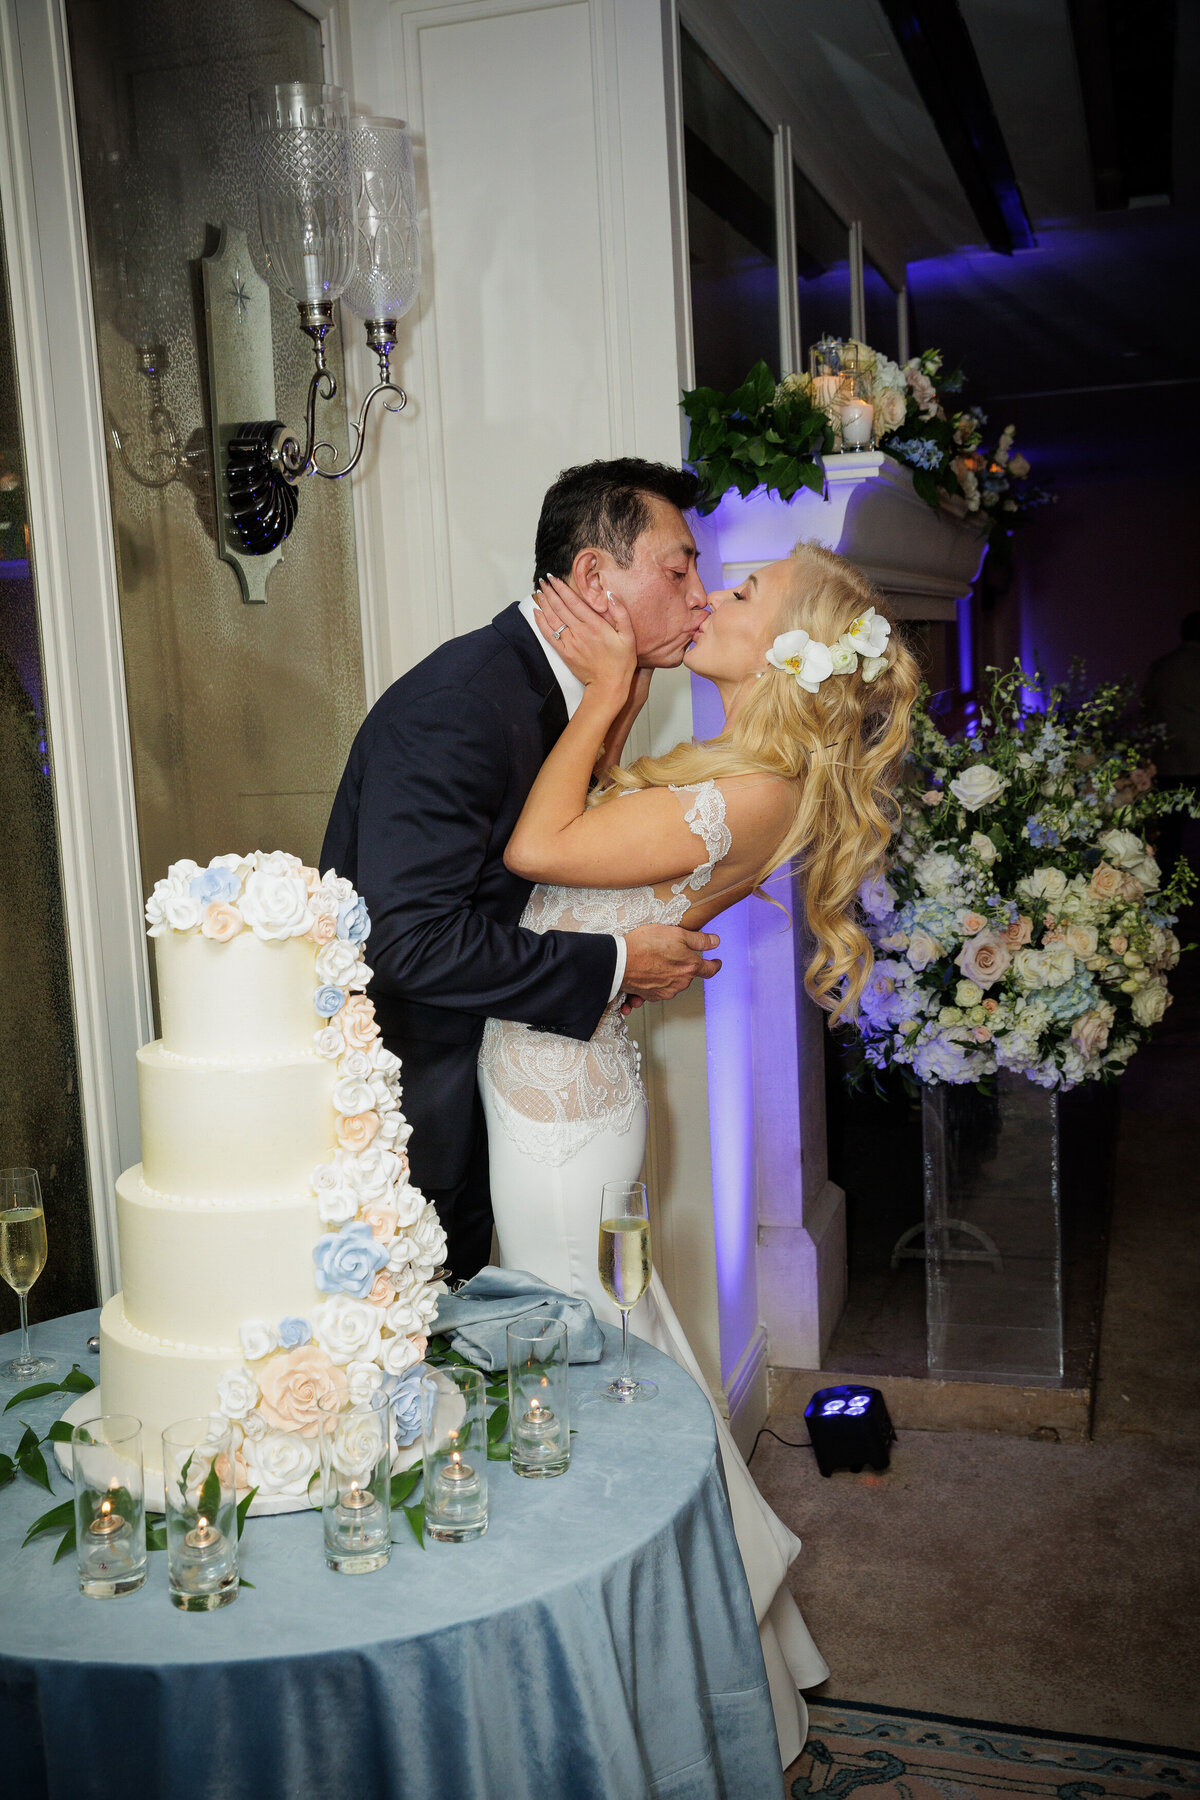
[116, 1165, 324, 1346]
[99, 1294, 243, 1455]
[155, 929, 319, 1061]
[138, 1043, 334, 1201]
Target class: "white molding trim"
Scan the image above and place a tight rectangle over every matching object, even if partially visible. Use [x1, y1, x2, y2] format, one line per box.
[773, 123, 800, 378]
[849, 219, 865, 342]
[722, 1323, 769, 1458]
[0, 0, 151, 1300]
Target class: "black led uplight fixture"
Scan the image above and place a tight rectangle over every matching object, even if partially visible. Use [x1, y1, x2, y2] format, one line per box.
[804, 1385, 896, 1478]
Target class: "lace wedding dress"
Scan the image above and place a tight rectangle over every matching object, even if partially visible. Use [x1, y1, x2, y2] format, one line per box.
[478, 782, 828, 1767]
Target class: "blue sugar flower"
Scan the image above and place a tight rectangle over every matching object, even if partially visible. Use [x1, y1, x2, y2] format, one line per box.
[337, 896, 371, 945]
[189, 865, 241, 907]
[313, 1221, 388, 1297]
[314, 984, 346, 1017]
[278, 1316, 312, 1350]
[382, 1364, 425, 1448]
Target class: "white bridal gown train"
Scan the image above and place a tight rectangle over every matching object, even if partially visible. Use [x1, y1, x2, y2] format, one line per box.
[478, 782, 829, 1766]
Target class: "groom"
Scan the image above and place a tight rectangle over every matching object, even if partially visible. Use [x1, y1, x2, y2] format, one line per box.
[321, 457, 719, 1279]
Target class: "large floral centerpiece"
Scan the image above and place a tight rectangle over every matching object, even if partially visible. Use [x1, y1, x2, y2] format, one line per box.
[681, 346, 1052, 537]
[851, 669, 1197, 1091]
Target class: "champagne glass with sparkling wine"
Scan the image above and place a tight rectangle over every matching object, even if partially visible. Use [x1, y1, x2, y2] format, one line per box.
[0, 1168, 56, 1379]
[596, 1181, 657, 1403]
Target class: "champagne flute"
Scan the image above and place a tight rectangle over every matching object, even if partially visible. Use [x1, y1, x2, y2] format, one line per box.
[595, 1180, 657, 1403]
[0, 1168, 57, 1380]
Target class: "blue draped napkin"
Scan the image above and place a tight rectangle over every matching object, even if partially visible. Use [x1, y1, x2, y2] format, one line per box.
[431, 1267, 605, 1368]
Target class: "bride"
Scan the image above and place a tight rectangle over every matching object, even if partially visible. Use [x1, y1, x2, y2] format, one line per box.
[477, 539, 919, 1764]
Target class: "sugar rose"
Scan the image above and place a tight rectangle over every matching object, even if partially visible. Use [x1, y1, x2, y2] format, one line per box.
[309, 912, 338, 944]
[257, 1344, 348, 1436]
[202, 902, 242, 941]
[339, 994, 381, 1050]
[337, 1112, 381, 1152]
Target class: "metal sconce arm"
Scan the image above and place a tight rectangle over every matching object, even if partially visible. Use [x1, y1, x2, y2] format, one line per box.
[270, 306, 407, 482]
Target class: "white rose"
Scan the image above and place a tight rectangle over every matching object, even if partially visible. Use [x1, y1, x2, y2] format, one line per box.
[342, 1147, 403, 1200]
[1131, 980, 1169, 1027]
[948, 764, 1008, 811]
[346, 1359, 386, 1404]
[1041, 943, 1076, 987]
[380, 1332, 422, 1376]
[376, 1113, 404, 1146]
[144, 878, 179, 937]
[243, 1429, 317, 1498]
[391, 1266, 440, 1328]
[390, 1179, 424, 1229]
[906, 929, 943, 972]
[316, 1185, 359, 1227]
[407, 1203, 447, 1270]
[369, 1044, 402, 1080]
[312, 1295, 383, 1365]
[874, 386, 907, 434]
[955, 979, 983, 1008]
[332, 1075, 376, 1117]
[368, 1073, 396, 1115]
[309, 886, 339, 920]
[1017, 867, 1068, 903]
[255, 851, 302, 876]
[338, 1049, 374, 1081]
[315, 940, 364, 989]
[209, 852, 253, 879]
[166, 858, 201, 883]
[240, 1408, 267, 1442]
[330, 1412, 387, 1480]
[1013, 948, 1047, 988]
[1098, 829, 1143, 869]
[859, 873, 896, 919]
[970, 831, 998, 867]
[238, 1319, 277, 1362]
[314, 1026, 345, 1060]
[216, 1366, 259, 1420]
[860, 655, 889, 684]
[163, 892, 204, 932]
[239, 871, 313, 941]
[914, 850, 960, 897]
[318, 872, 355, 905]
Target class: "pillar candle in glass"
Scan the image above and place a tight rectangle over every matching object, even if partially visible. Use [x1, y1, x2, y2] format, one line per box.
[506, 1317, 570, 1478]
[161, 1416, 240, 1611]
[838, 367, 875, 449]
[316, 1390, 393, 1574]
[421, 1366, 488, 1542]
[71, 1416, 147, 1598]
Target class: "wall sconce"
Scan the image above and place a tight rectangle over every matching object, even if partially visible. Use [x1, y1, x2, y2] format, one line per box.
[228, 82, 420, 554]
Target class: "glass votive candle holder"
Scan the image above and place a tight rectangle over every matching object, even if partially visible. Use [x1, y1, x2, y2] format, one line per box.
[506, 1318, 570, 1479]
[838, 366, 875, 450]
[71, 1415, 147, 1598]
[161, 1415, 239, 1611]
[421, 1366, 487, 1542]
[316, 1390, 393, 1574]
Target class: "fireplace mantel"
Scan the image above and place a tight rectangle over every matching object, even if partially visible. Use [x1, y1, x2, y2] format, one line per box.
[695, 452, 989, 621]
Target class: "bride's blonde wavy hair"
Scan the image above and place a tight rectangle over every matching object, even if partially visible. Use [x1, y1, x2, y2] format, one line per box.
[595, 540, 920, 1019]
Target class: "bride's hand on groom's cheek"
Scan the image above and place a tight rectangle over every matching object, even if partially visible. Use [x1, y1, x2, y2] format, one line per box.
[534, 577, 636, 696]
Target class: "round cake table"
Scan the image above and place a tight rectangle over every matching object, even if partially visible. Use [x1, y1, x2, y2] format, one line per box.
[0, 1310, 783, 1800]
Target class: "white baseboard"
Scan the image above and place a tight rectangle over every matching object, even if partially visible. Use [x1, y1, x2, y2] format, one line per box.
[720, 1323, 770, 1460]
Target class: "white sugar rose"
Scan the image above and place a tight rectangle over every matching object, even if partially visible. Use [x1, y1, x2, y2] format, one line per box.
[948, 763, 1008, 811]
[318, 872, 355, 905]
[255, 850, 302, 876]
[239, 870, 313, 941]
[342, 1147, 404, 1201]
[330, 1410, 387, 1480]
[380, 1331, 422, 1376]
[163, 892, 204, 932]
[316, 1185, 358, 1227]
[970, 831, 998, 867]
[405, 1205, 447, 1278]
[1131, 980, 1169, 1027]
[332, 1075, 377, 1118]
[312, 1295, 383, 1365]
[239, 1408, 267, 1442]
[314, 1026, 345, 1059]
[338, 1049, 374, 1081]
[209, 852, 253, 879]
[216, 1366, 259, 1420]
[243, 1429, 317, 1498]
[390, 1179, 424, 1229]
[346, 1359, 386, 1404]
[315, 940, 362, 989]
[238, 1319, 277, 1362]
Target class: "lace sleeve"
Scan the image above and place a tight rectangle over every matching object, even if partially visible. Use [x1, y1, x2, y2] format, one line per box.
[668, 782, 732, 896]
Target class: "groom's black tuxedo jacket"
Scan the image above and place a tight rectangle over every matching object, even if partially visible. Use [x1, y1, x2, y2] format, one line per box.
[321, 602, 617, 1192]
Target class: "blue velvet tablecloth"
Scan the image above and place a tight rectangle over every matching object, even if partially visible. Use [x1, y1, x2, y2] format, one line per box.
[0, 1310, 783, 1800]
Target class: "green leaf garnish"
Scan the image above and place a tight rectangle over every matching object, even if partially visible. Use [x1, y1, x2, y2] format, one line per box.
[198, 1460, 222, 1525]
[3, 1382, 59, 1412]
[22, 1497, 75, 1547]
[235, 1486, 258, 1539]
[402, 1501, 425, 1548]
[389, 1467, 422, 1509]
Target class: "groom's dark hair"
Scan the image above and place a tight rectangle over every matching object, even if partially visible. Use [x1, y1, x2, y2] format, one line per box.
[533, 457, 701, 585]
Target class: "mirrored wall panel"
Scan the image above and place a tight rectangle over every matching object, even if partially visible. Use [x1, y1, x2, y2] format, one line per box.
[0, 199, 94, 1329]
[65, 0, 367, 901]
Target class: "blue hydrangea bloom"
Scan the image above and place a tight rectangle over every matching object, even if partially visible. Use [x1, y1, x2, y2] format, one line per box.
[189, 865, 241, 907]
[337, 896, 371, 944]
[313, 1221, 388, 1296]
[1025, 816, 1061, 849]
[314, 984, 346, 1017]
[892, 436, 942, 472]
[1042, 969, 1099, 1024]
[277, 1316, 311, 1350]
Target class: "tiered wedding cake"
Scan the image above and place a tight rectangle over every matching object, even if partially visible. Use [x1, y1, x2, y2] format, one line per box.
[98, 852, 445, 1499]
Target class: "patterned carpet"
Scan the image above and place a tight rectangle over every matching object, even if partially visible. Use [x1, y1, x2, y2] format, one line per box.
[792, 1700, 1200, 1800]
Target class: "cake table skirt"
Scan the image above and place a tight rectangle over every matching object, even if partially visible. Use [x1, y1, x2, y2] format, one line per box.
[0, 1311, 784, 1800]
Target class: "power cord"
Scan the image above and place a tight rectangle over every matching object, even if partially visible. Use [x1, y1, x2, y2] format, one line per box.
[749, 1426, 813, 1458]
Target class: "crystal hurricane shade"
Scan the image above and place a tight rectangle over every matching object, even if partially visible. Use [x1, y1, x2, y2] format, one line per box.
[342, 116, 421, 324]
[248, 83, 355, 307]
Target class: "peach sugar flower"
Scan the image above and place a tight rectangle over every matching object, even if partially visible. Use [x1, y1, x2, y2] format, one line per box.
[309, 913, 338, 944]
[256, 1344, 348, 1436]
[300, 866, 322, 893]
[337, 1112, 381, 1152]
[366, 1271, 395, 1308]
[361, 1199, 399, 1244]
[1004, 915, 1033, 949]
[202, 902, 242, 941]
[338, 994, 381, 1050]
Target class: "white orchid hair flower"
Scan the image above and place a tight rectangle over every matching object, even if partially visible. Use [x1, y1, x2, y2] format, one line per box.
[766, 610, 890, 692]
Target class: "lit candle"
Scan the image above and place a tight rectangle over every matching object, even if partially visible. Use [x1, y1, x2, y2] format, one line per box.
[436, 1451, 479, 1498]
[333, 1481, 381, 1540]
[87, 1497, 128, 1545]
[83, 1494, 133, 1576]
[839, 398, 874, 448]
[175, 1514, 232, 1593]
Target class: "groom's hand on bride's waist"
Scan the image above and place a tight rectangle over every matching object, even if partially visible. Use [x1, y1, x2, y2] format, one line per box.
[620, 925, 721, 1006]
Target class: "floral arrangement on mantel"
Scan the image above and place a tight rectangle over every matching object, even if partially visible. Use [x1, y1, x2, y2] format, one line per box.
[848, 668, 1197, 1092]
[144, 851, 447, 1499]
[680, 344, 1053, 532]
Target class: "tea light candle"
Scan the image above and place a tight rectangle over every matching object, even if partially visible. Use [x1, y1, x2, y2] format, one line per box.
[175, 1514, 232, 1593]
[87, 1498, 128, 1546]
[83, 1496, 133, 1577]
[333, 1481, 381, 1530]
[435, 1451, 480, 1501]
[839, 398, 874, 448]
[519, 1397, 557, 1441]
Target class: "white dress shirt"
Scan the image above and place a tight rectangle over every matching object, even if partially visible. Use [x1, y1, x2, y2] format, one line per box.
[518, 596, 628, 1004]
